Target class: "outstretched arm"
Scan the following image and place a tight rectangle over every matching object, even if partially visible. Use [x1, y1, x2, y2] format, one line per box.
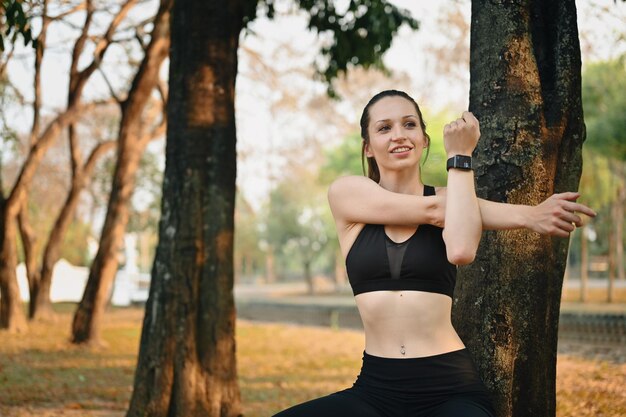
[328, 175, 443, 227]
[478, 192, 596, 237]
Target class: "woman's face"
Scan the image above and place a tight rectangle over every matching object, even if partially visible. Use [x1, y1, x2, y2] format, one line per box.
[365, 96, 426, 173]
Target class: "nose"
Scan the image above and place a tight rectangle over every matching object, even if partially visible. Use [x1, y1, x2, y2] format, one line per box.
[390, 123, 406, 141]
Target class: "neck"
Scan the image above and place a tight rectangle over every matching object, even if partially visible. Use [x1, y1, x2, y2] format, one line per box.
[377, 167, 423, 195]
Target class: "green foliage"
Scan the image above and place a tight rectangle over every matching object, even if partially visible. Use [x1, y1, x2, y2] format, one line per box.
[262, 166, 332, 278]
[1, 0, 36, 51]
[127, 150, 163, 235]
[0, 75, 21, 156]
[249, 0, 418, 96]
[582, 56, 626, 161]
[62, 221, 92, 266]
[235, 191, 265, 280]
[578, 148, 617, 212]
[318, 132, 363, 185]
[420, 111, 452, 188]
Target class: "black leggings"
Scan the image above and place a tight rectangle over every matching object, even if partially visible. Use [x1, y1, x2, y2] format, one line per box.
[273, 348, 496, 417]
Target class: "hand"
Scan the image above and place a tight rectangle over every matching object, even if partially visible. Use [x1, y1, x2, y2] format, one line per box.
[527, 192, 597, 237]
[444, 111, 480, 156]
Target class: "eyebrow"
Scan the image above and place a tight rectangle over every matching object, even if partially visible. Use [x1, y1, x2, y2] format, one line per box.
[375, 115, 418, 124]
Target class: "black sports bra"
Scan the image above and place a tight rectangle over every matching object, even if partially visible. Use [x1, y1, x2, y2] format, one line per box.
[345, 185, 456, 297]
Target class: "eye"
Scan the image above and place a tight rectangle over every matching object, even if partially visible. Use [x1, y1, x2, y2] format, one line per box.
[377, 125, 390, 132]
[405, 121, 417, 128]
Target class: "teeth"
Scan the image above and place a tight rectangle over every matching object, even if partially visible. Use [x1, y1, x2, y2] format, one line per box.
[391, 147, 411, 153]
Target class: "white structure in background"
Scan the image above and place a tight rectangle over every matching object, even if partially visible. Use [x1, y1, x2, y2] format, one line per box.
[16, 233, 150, 305]
[111, 233, 151, 306]
[16, 259, 89, 302]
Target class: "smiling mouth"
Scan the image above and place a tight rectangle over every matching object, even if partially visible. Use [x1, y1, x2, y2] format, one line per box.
[390, 146, 412, 153]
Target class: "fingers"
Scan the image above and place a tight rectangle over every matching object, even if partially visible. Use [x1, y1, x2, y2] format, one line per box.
[557, 210, 583, 226]
[556, 191, 580, 201]
[554, 224, 574, 238]
[561, 200, 597, 217]
[461, 111, 478, 126]
[550, 192, 597, 217]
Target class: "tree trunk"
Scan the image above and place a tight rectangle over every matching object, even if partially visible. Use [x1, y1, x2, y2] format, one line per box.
[71, 1, 171, 345]
[35, 180, 93, 320]
[126, 2, 244, 415]
[31, 142, 116, 321]
[304, 260, 314, 294]
[0, 104, 98, 330]
[17, 207, 45, 319]
[0, 214, 27, 332]
[452, 2, 584, 417]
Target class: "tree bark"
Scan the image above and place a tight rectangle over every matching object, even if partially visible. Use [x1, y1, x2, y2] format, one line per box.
[126, 1, 244, 415]
[452, 2, 584, 417]
[71, 1, 171, 345]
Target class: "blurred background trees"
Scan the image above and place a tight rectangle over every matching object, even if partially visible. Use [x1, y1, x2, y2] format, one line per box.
[0, 0, 623, 333]
[0, 0, 623, 415]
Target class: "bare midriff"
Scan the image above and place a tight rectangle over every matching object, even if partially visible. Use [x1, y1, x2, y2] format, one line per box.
[355, 290, 465, 358]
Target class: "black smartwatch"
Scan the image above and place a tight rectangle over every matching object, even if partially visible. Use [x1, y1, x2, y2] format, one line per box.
[446, 155, 472, 171]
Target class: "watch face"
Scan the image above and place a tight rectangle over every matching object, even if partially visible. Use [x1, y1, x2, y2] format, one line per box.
[447, 155, 472, 171]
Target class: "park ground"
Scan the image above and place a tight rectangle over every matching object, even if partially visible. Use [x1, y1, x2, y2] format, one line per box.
[0, 304, 625, 417]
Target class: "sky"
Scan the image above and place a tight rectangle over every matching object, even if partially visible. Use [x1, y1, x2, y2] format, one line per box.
[3, 0, 626, 219]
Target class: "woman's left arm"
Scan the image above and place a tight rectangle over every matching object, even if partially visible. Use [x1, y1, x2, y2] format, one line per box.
[478, 192, 596, 237]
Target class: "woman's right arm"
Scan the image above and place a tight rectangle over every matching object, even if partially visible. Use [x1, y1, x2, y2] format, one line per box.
[327, 175, 444, 228]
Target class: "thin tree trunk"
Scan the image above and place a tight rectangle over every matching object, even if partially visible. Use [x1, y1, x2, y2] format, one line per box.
[452, 2, 584, 416]
[20, 1, 48, 320]
[30, 142, 116, 320]
[0, 215, 27, 332]
[126, 1, 244, 415]
[304, 260, 314, 294]
[18, 208, 44, 318]
[71, 2, 171, 345]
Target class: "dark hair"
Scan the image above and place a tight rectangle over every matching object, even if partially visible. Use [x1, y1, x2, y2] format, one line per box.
[359, 90, 430, 183]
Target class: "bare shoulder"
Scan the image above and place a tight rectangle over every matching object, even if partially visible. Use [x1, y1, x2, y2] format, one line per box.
[328, 175, 375, 207]
[328, 175, 375, 194]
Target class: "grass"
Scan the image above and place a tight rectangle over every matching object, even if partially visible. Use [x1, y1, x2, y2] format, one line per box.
[0, 305, 624, 417]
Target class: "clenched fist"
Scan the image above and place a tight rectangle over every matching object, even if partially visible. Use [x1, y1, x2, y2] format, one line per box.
[443, 111, 480, 157]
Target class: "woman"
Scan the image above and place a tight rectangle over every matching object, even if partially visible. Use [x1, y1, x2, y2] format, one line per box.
[273, 90, 595, 417]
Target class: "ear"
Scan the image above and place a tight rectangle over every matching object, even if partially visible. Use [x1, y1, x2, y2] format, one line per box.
[363, 140, 374, 158]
